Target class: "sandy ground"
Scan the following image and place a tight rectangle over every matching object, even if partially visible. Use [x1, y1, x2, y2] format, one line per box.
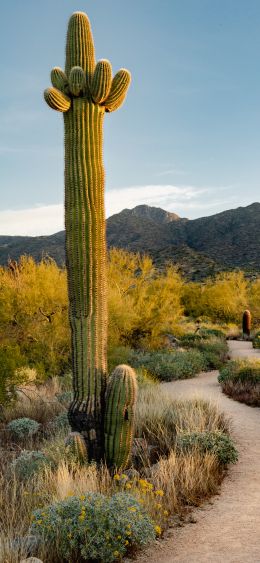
[134, 341, 260, 563]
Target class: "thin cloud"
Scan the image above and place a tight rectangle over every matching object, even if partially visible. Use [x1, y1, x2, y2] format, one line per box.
[0, 184, 233, 236]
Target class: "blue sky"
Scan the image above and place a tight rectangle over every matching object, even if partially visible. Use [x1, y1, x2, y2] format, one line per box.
[0, 0, 259, 235]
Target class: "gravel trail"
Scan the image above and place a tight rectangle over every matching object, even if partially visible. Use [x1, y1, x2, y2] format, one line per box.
[135, 341, 260, 563]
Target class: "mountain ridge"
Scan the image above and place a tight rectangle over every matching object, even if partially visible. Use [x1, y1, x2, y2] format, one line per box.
[0, 202, 259, 280]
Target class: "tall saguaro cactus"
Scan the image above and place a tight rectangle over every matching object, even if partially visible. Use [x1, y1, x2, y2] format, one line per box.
[44, 12, 132, 462]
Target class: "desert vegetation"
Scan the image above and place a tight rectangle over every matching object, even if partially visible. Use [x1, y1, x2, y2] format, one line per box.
[0, 8, 259, 563]
[0, 376, 238, 562]
[218, 359, 260, 407]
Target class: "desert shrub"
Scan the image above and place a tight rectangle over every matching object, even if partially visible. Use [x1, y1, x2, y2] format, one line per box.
[0, 257, 70, 379]
[108, 249, 183, 349]
[219, 360, 260, 385]
[252, 330, 260, 349]
[180, 335, 228, 369]
[199, 327, 226, 339]
[182, 272, 248, 322]
[0, 345, 27, 404]
[50, 411, 70, 433]
[55, 390, 73, 406]
[11, 450, 51, 480]
[176, 431, 238, 465]
[31, 492, 155, 562]
[135, 385, 229, 458]
[107, 345, 133, 373]
[195, 338, 228, 369]
[131, 349, 205, 381]
[7, 417, 40, 440]
[218, 360, 260, 406]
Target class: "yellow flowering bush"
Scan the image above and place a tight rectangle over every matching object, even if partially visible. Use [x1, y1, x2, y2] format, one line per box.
[113, 474, 169, 535]
[31, 492, 155, 561]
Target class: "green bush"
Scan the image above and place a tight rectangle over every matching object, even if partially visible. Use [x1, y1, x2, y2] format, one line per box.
[11, 450, 51, 480]
[0, 345, 27, 404]
[56, 391, 73, 406]
[131, 349, 206, 381]
[218, 360, 260, 385]
[180, 335, 228, 370]
[176, 431, 238, 465]
[252, 331, 260, 349]
[199, 327, 226, 339]
[50, 411, 70, 433]
[31, 492, 155, 562]
[108, 345, 132, 373]
[7, 417, 40, 440]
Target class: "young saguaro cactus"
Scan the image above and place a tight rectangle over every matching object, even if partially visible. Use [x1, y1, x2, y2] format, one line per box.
[242, 309, 251, 338]
[105, 365, 138, 468]
[44, 12, 131, 462]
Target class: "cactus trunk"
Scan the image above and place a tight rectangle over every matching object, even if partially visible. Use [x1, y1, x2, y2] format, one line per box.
[64, 101, 107, 460]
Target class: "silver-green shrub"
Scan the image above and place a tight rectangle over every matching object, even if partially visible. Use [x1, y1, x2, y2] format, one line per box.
[7, 417, 40, 440]
[31, 492, 155, 562]
[132, 349, 206, 381]
[11, 450, 50, 480]
[176, 431, 238, 465]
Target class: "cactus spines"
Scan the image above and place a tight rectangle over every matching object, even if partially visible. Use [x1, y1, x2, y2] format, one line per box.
[44, 12, 131, 463]
[242, 309, 251, 337]
[51, 67, 69, 93]
[65, 432, 88, 464]
[44, 87, 71, 112]
[104, 365, 137, 468]
[103, 69, 131, 112]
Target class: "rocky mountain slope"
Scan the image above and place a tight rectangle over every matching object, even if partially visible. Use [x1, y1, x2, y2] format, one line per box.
[0, 202, 259, 280]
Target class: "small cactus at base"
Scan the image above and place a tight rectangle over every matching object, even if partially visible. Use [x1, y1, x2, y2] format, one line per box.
[65, 432, 88, 463]
[242, 309, 251, 337]
[105, 365, 137, 469]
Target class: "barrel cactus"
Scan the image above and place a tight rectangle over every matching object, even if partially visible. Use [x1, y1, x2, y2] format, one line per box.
[44, 12, 136, 467]
[65, 432, 88, 464]
[242, 309, 251, 338]
[105, 365, 137, 468]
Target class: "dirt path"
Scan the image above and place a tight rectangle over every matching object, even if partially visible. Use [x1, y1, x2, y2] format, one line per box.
[135, 341, 260, 563]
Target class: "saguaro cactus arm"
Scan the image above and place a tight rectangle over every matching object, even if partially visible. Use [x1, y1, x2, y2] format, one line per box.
[44, 87, 71, 112]
[102, 69, 131, 112]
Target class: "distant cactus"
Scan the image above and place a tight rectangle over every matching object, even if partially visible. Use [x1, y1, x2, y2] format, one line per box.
[44, 12, 133, 465]
[242, 309, 251, 337]
[65, 432, 88, 464]
[105, 365, 137, 468]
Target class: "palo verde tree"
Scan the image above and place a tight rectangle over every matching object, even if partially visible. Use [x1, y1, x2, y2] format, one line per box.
[44, 12, 136, 466]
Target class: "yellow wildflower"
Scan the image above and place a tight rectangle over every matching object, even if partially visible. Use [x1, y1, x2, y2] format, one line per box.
[121, 474, 128, 479]
[80, 495, 86, 501]
[154, 525, 162, 535]
[36, 520, 42, 525]
[113, 474, 120, 481]
[67, 532, 72, 539]
[128, 507, 136, 512]
[155, 489, 164, 497]
[125, 540, 129, 546]
[78, 514, 85, 521]
[156, 503, 162, 509]
[125, 483, 132, 489]
[164, 510, 169, 516]
[117, 535, 122, 540]
[113, 551, 120, 558]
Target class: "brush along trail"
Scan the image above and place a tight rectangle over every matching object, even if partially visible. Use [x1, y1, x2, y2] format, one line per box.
[134, 341, 260, 563]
